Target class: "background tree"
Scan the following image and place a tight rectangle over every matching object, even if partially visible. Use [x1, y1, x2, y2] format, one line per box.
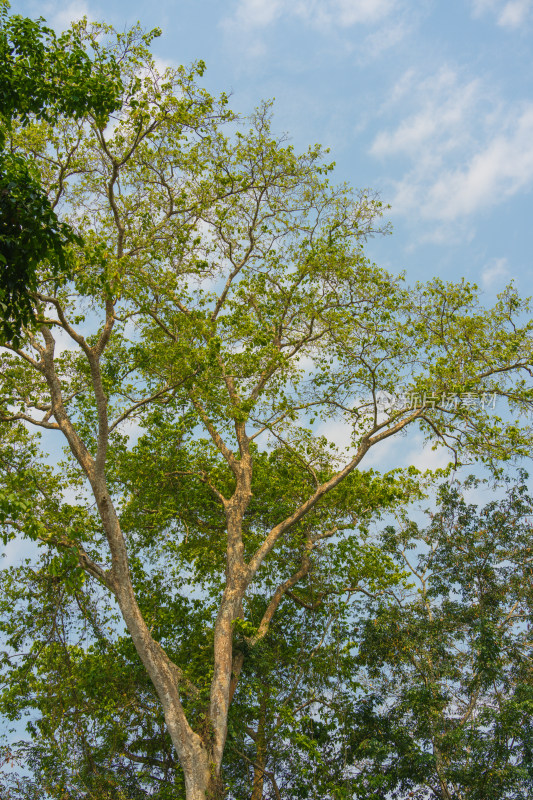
[0, 0, 122, 340]
[348, 475, 533, 800]
[0, 15, 532, 799]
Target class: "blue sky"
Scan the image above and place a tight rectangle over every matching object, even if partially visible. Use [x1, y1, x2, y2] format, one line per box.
[14, 0, 533, 296]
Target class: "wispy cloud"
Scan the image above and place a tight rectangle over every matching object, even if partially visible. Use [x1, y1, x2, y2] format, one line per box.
[362, 19, 411, 59]
[471, 0, 532, 28]
[406, 439, 451, 474]
[363, 431, 451, 473]
[481, 257, 510, 289]
[319, 0, 397, 27]
[228, 0, 284, 29]
[224, 0, 398, 33]
[425, 108, 533, 219]
[44, 0, 91, 31]
[370, 67, 533, 226]
[371, 68, 480, 161]
[222, 0, 409, 61]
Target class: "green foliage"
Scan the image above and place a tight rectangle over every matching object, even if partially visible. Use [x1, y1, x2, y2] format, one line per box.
[0, 151, 81, 342]
[0, 2, 123, 126]
[0, 11, 531, 798]
[7, 475, 530, 799]
[348, 475, 533, 800]
[0, 1, 123, 340]
[0, 419, 417, 797]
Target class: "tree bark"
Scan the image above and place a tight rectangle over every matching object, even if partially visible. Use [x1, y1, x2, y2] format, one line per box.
[251, 691, 268, 800]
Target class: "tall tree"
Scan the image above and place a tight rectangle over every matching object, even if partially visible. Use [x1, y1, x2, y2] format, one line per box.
[0, 446, 413, 799]
[0, 17, 532, 799]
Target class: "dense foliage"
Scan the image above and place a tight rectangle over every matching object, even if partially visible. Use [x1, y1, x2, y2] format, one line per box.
[0, 1, 122, 340]
[2, 475, 532, 799]
[350, 475, 533, 800]
[0, 12, 532, 799]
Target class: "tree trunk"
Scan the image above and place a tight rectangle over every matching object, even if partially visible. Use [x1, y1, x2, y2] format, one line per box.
[251, 691, 268, 800]
[183, 758, 216, 800]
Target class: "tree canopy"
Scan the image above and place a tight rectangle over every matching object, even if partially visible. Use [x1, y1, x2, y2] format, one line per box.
[0, 15, 532, 800]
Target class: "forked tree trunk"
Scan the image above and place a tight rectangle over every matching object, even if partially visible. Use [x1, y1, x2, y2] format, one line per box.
[113, 587, 226, 800]
[98, 482, 248, 800]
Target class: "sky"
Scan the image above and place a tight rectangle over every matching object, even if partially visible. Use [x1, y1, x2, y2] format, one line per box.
[13, 0, 533, 296]
[6, 0, 533, 482]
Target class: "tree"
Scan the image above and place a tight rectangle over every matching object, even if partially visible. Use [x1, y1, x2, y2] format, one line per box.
[348, 475, 533, 800]
[3, 478, 532, 800]
[0, 16, 532, 799]
[0, 0, 122, 340]
[0, 449, 413, 800]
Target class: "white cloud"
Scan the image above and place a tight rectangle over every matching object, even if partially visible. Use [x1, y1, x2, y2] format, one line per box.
[371, 67, 533, 224]
[325, 0, 397, 26]
[222, 0, 408, 60]
[362, 19, 411, 59]
[406, 439, 452, 473]
[230, 0, 285, 28]
[317, 412, 403, 468]
[362, 431, 451, 473]
[317, 409, 452, 474]
[471, 0, 497, 11]
[224, 0, 397, 31]
[363, 430, 402, 469]
[424, 106, 533, 219]
[471, 0, 532, 28]
[45, 0, 91, 30]
[498, 0, 532, 27]
[371, 68, 480, 160]
[481, 257, 510, 288]
[153, 56, 179, 75]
